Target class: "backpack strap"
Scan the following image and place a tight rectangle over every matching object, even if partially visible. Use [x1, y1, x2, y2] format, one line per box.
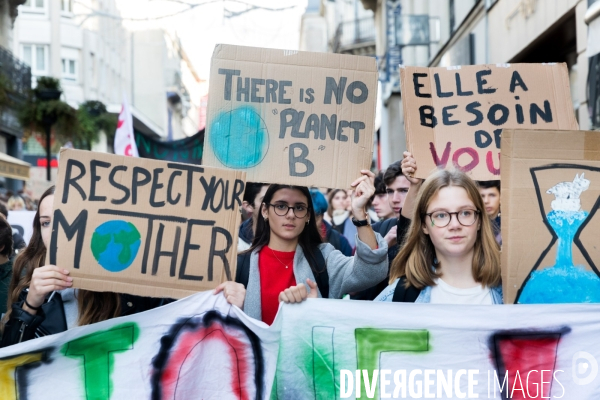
[391, 276, 421, 303]
[236, 251, 251, 288]
[313, 249, 329, 299]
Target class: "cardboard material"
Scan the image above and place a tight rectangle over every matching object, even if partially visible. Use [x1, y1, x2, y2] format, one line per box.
[203, 44, 378, 189]
[400, 63, 579, 181]
[501, 129, 600, 304]
[49, 149, 246, 299]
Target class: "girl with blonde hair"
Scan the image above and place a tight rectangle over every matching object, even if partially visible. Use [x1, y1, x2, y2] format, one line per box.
[375, 168, 502, 304]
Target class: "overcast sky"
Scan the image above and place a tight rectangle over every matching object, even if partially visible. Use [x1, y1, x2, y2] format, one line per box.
[116, 0, 308, 81]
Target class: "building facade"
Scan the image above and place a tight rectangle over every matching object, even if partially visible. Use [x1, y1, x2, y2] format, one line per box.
[10, 0, 202, 194]
[13, 0, 201, 142]
[0, 0, 30, 193]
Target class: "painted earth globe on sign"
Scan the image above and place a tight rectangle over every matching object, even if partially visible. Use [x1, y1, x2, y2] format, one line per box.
[91, 220, 141, 272]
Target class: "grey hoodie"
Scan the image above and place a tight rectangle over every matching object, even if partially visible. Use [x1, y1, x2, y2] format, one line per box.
[243, 233, 388, 321]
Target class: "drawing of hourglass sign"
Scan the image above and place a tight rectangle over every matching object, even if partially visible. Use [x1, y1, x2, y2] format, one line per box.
[517, 165, 600, 303]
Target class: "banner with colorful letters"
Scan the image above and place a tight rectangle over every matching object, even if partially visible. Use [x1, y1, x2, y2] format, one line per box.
[1, 295, 600, 399]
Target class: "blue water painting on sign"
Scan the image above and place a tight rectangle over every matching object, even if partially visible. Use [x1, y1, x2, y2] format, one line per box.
[519, 173, 600, 303]
[209, 106, 269, 169]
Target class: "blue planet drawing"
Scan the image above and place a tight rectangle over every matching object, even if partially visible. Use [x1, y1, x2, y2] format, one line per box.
[209, 106, 269, 168]
[91, 220, 141, 273]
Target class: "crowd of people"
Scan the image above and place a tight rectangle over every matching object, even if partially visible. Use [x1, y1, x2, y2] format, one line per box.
[0, 150, 504, 346]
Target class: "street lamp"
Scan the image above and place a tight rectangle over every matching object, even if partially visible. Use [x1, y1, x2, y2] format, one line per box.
[35, 87, 62, 181]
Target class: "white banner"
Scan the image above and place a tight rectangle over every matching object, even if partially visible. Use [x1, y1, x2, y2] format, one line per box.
[0, 292, 279, 400]
[274, 299, 600, 399]
[2, 296, 600, 399]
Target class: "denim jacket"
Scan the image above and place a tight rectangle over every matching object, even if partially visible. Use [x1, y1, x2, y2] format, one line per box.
[375, 278, 504, 304]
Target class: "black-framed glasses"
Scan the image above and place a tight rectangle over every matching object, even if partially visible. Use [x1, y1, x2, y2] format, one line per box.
[423, 209, 480, 227]
[268, 203, 310, 218]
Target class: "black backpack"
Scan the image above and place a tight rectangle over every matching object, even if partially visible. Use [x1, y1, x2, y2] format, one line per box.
[236, 249, 330, 298]
[391, 276, 422, 302]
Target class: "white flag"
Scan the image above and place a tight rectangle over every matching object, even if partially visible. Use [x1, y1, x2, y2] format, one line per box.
[113, 96, 139, 157]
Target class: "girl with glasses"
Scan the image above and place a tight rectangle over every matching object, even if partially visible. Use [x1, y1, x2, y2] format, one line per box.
[375, 168, 502, 304]
[216, 171, 389, 325]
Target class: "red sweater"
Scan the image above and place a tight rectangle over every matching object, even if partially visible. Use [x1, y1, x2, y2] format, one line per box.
[259, 246, 296, 325]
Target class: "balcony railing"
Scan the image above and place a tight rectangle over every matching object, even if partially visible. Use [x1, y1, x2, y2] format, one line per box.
[332, 17, 376, 53]
[0, 45, 32, 95]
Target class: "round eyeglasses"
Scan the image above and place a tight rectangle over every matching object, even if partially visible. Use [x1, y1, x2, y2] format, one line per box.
[423, 209, 480, 227]
[268, 203, 310, 218]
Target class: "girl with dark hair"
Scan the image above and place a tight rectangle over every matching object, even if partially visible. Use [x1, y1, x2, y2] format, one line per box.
[1, 186, 166, 346]
[326, 188, 358, 249]
[215, 171, 389, 325]
[375, 168, 502, 304]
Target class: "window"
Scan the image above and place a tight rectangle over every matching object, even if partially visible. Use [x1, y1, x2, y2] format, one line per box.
[22, 0, 45, 12]
[21, 44, 48, 76]
[61, 58, 77, 81]
[61, 0, 72, 13]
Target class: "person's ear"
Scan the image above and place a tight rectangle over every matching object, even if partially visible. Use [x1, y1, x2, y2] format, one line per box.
[422, 221, 429, 235]
[241, 201, 253, 215]
[261, 203, 269, 220]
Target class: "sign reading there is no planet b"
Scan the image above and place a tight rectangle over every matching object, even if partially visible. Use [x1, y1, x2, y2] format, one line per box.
[203, 44, 378, 189]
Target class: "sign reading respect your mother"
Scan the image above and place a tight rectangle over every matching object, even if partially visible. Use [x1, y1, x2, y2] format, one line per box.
[49, 149, 246, 298]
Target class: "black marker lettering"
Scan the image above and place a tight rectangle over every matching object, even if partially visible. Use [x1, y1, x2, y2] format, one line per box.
[49, 209, 87, 269]
[434, 73, 453, 97]
[289, 143, 314, 177]
[150, 168, 165, 208]
[131, 167, 151, 205]
[251, 78, 265, 103]
[89, 160, 110, 202]
[413, 73, 431, 98]
[63, 159, 87, 204]
[324, 76, 347, 105]
[476, 70, 496, 94]
[167, 170, 182, 205]
[218, 68, 241, 101]
[208, 227, 233, 281]
[109, 166, 130, 205]
[152, 223, 181, 277]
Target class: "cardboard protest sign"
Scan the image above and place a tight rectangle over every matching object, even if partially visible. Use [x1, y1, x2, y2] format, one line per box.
[49, 149, 246, 299]
[203, 44, 378, 189]
[501, 129, 600, 304]
[400, 63, 578, 181]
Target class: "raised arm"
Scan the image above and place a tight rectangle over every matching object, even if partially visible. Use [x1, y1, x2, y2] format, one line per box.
[350, 169, 378, 250]
[400, 151, 423, 219]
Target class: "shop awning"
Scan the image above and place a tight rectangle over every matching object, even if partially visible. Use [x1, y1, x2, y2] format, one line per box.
[0, 152, 30, 180]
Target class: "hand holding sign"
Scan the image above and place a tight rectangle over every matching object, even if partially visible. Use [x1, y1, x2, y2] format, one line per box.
[350, 169, 376, 219]
[401, 151, 421, 184]
[214, 281, 246, 308]
[26, 265, 72, 311]
[279, 278, 318, 303]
